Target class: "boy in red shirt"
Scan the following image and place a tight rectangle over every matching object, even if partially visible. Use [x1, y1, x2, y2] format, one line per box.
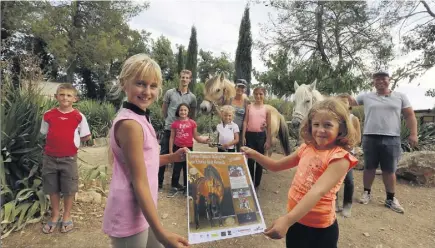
[40, 83, 91, 234]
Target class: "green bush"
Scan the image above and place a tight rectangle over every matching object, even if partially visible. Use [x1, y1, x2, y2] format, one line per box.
[1, 80, 54, 238]
[401, 120, 435, 152]
[265, 98, 294, 121]
[76, 100, 116, 139]
[196, 113, 221, 135]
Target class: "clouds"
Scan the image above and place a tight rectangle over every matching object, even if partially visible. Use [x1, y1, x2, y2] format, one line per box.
[129, 0, 434, 109]
[129, 0, 269, 71]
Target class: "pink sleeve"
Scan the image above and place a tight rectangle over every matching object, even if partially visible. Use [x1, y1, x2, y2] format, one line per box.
[191, 119, 197, 128]
[171, 121, 178, 129]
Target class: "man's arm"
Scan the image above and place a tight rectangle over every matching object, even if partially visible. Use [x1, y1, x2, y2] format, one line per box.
[189, 95, 197, 120]
[162, 102, 169, 119]
[350, 94, 364, 106]
[162, 90, 171, 118]
[189, 107, 196, 120]
[402, 107, 418, 136]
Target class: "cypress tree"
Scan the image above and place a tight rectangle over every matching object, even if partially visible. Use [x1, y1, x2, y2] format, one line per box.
[176, 45, 184, 75]
[185, 26, 198, 91]
[234, 6, 252, 95]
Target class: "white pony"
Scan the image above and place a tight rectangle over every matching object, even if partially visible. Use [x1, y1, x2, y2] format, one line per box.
[290, 80, 324, 129]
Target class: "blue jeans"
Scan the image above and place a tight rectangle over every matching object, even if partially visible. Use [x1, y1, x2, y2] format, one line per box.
[337, 169, 354, 204]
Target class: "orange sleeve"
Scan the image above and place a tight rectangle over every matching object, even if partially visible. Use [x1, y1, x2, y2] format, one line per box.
[327, 149, 358, 170]
[297, 143, 308, 158]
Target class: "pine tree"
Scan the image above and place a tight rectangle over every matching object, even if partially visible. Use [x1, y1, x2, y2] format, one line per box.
[185, 26, 198, 91]
[177, 45, 184, 75]
[234, 6, 252, 95]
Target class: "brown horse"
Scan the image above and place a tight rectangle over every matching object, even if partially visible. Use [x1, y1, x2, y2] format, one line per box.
[199, 72, 291, 156]
[194, 165, 225, 229]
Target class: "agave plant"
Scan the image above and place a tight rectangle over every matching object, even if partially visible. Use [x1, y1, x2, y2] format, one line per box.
[401, 119, 435, 152]
[1, 80, 56, 238]
[76, 100, 116, 139]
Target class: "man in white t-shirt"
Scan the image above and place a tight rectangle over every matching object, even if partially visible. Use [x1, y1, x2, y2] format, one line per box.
[216, 105, 240, 152]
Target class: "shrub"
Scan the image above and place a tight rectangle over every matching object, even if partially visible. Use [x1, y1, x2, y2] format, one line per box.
[401, 121, 435, 152]
[265, 98, 294, 121]
[196, 113, 221, 135]
[76, 100, 116, 139]
[1, 79, 53, 238]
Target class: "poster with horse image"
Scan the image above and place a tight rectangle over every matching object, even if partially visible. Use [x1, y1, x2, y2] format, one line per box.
[186, 152, 266, 244]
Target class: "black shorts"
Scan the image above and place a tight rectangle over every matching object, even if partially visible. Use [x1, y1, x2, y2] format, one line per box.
[362, 135, 401, 173]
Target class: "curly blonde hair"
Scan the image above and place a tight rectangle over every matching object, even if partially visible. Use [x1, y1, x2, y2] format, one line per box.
[219, 105, 235, 121]
[299, 98, 357, 150]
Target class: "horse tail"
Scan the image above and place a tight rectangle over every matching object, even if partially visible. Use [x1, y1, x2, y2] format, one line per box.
[278, 114, 291, 155]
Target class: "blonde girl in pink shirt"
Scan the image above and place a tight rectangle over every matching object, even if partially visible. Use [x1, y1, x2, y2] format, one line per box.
[103, 54, 190, 248]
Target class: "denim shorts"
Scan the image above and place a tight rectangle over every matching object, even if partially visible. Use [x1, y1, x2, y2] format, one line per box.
[362, 135, 401, 173]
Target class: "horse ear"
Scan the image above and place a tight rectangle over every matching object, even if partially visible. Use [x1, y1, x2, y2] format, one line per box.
[310, 79, 317, 91]
[219, 72, 226, 82]
[294, 81, 299, 90]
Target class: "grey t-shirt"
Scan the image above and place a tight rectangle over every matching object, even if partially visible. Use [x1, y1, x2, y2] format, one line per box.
[163, 88, 197, 130]
[356, 91, 411, 136]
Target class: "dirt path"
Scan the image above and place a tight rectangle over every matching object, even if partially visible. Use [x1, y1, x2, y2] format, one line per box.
[3, 144, 435, 248]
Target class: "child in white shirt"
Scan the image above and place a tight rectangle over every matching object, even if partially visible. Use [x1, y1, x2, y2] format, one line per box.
[216, 105, 240, 152]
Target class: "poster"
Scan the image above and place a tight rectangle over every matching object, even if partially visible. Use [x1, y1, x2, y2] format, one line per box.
[186, 152, 266, 244]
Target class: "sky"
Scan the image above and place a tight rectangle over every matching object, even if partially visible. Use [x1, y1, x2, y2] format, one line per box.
[129, 0, 435, 110]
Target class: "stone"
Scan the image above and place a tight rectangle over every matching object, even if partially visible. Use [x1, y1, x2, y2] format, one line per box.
[363, 232, 370, 237]
[76, 190, 102, 204]
[93, 137, 109, 147]
[396, 151, 435, 186]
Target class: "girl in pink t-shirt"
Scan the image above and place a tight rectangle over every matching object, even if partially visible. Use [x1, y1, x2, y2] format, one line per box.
[242, 87, 272, 193]
[241, 98, 358, 248]
[102, 54, 189, 248]
[167, 103, 209, 198]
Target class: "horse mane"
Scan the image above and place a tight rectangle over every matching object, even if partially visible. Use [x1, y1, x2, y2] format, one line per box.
[294, 84, 324, 103]
[204, 165, 224, 186]
[204, 72, 236, 105]
[312, 89, 324, 102]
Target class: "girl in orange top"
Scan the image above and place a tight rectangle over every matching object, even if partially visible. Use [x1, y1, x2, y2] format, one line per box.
[241, 98, 358, 248]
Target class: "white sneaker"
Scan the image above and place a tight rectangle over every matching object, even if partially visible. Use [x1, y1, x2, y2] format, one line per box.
[358, 191, 371, 204]
[335, 198, 342, 212]
[385, 197, 405, 214]
[342, 203, 352, 218]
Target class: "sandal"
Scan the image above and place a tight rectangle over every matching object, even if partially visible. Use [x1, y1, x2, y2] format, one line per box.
[60, 220, 74, 233]
[42, 219, 60, 234]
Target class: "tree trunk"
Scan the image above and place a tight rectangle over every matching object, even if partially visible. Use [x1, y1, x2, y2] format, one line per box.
[315, 2, 328, 63]
[66, 0, 82, 83]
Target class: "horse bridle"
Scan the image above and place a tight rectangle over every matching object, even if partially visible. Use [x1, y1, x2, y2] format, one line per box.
[292, 94, 318, 122]
[203, 89, 227, 143]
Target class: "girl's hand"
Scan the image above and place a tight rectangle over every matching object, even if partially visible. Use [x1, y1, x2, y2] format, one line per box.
[221, 143, 229, 149]
[240, 146, 257, 158]
[263, 215, 292, 240]
[264, 140, 271, 150]
[203, 137, 210, 144]
[158, 230, 189, 248]
[172, 147, 190, 163]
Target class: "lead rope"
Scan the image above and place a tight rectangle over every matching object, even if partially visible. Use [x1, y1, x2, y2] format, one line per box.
[207, 101, 227, 151]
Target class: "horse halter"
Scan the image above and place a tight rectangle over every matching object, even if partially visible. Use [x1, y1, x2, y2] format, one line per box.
[293, 94, 318, 122]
